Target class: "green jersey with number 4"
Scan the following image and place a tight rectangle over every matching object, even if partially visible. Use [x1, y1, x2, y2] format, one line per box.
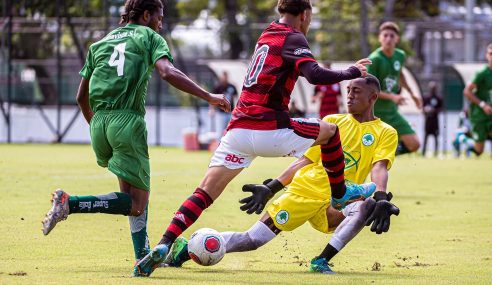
[470, 65, 492, 121]
[367, 48, 406, 114]
[80, 24, 173, 115]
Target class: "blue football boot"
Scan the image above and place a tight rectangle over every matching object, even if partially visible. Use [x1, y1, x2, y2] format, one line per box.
[310, 257, 335, 274]
[331, 181, 376, 210]
[133, 244, 169, 277]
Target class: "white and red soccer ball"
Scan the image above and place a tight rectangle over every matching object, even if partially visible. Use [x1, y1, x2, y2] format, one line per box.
[188, 228, 226, 266]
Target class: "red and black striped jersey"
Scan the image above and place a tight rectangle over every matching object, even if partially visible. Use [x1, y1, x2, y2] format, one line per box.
[227, 21, 316, 131]
[315, 83, 341, 118]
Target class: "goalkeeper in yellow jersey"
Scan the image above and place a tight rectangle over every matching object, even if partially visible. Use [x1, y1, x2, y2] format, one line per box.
[164, 74, 400, 274]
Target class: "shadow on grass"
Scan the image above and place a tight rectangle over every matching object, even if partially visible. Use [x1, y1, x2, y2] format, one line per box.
[144, 267, 416, 284]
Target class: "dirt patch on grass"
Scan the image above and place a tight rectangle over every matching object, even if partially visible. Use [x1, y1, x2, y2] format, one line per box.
[9, 271, 27, 276]
[371, 262, 381, 271]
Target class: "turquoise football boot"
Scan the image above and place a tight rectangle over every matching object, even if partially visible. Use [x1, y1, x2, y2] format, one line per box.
[331, 181, 376, 210]
[133, 244, 169, 277]
[310, 257, 335, 274]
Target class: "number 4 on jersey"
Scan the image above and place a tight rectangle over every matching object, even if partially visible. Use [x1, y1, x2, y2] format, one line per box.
[108, 43, 126, 77]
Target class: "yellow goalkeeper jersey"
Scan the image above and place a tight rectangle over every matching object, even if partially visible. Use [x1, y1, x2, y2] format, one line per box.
[288, 114, 398, 200]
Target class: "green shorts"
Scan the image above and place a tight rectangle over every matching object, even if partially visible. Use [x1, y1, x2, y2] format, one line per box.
[90, 110, 150, 191]
[376, 111, 415, 136]
[470, 117, 492, 142]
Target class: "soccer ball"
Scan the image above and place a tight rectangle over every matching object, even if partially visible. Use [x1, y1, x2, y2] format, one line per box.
[187, 228, 226, 266]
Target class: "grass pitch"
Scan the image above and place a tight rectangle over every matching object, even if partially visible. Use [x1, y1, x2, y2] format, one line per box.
[0, 144, 491, 285]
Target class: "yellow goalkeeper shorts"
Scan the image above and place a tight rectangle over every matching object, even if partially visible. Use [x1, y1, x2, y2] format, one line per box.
[266, 192, 333, 234]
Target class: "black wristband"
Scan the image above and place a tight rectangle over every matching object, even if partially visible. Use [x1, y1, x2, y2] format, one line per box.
[265, 179, 284, 194]
[373, 191, 392, 201]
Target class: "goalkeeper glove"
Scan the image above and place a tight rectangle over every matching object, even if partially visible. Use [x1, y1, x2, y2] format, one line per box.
[239, 179, 284, 215]
[365, 191, 400, 234]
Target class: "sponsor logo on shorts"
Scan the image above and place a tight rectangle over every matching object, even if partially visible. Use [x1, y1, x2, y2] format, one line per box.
[276, 210, 289, 225]
[362, 133, 375, 146]
[225, 154, 245, 164]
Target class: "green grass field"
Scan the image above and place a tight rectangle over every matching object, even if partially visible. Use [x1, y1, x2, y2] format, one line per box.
[0, 144, 491, 284]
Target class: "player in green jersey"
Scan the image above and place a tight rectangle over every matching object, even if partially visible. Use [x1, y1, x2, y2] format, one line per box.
[367, 22, 422, 155]
[454, 43, 492, 155]
[41, 0, 230, 266]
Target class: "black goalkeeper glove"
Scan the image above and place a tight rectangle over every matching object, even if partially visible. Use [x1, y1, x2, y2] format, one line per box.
[239, 179, 284, 215]
[365, 191, 400, 234]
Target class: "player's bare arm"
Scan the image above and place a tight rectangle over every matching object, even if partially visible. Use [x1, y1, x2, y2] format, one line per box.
[366, 159, 399, 234]
[370, 160, 390, 193]
[277, 155, 314, 186]
[401, 72, 422, 109]
[75, 77, 94, 124]
[155, 57, 231, 112]
[377, 91, 406, 105]
[464, 82, 492, 115]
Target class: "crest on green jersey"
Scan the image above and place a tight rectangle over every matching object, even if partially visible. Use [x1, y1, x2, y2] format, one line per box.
[394, 61, 401, 71]
[344, 150, 360, 171]
[362, 133, 375, 146]
[276, 210, 289, 225]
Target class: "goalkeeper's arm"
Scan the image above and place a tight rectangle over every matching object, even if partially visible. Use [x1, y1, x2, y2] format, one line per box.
[366, 160, 400, 234]
[370, 160, 390, 194]
[239, 155, 313, 214]
[276, 155, 313, 187]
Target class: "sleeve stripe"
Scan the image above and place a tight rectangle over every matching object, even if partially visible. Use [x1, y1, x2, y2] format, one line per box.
[295, 58, 316, 71]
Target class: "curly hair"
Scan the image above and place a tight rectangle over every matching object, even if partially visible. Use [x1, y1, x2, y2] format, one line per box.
[277, 0, 312, 16]
[120, 0, 164, 24]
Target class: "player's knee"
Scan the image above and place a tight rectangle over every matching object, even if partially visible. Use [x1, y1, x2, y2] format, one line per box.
[317, 121, 337, 144]
[129, 204, 146, 216]
[405, 140, 420, 152]
[474, 143, 485, 155]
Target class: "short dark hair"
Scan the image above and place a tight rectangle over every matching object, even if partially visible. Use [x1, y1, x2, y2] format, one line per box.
[363, 74, 381, 93]
[277, 0, 312, 16]
[120, 0, 164, 24]
[379, 21, 400, 35]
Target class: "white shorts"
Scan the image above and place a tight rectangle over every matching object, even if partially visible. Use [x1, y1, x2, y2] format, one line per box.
[209, 126, 317, 169]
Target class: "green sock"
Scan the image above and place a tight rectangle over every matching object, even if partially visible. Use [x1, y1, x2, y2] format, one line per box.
[68, 192, 132, 215]
[130, 205, 150, 260]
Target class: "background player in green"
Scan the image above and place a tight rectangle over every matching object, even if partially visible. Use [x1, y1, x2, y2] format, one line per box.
[41, 0, 230, 268]
[367, 21, 422, 155]
[454, 43, 492, 155]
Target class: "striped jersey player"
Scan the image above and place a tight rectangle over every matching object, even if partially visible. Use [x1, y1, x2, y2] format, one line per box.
[136, 0, 374, 277]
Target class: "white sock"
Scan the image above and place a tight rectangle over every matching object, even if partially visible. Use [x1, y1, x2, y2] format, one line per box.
[221, 221, 276, 253]
[330, 199, 376, 251]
